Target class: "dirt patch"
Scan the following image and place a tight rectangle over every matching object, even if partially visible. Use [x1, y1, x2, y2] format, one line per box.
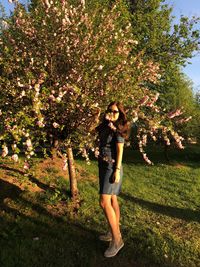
[34, 156, 69, 180]
[0, 168, 43, 193]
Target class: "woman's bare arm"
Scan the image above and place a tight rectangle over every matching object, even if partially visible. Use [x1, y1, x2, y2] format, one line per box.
[113, 142, 124, 183]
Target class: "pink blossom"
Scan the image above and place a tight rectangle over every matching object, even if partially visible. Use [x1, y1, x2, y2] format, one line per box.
[152, 92, 160, 102]
[153, 107, 159, 113]
[2, 20, 9, 29]
[44, 60, 49, 66]
[34, 84, 40, 92]
[98, 65, 103, 70]
[184, 116, 192, 122]
[21, 90, 26, 97]
[177, 116, 192, 124]
[56, 97, 61, 102]
[23, 162, 30, 170]
[11, 154, 18, 162]
[143, 154, 153, 165]
[146, 102, 153, 107]
[176, 142, 184, 149]
[133, 40, 138, 45]
[164, 138, 170, 146]
[62, 162, 68, 171]
[26, 139, 32, 147]
[80, 0, 85, 7]
[44, 0, 50, 8]
[49, 95, 55, 101]
[142, 134, 147, 146]
[139, 96, 149, 106]
[17, 81, 24, 87]
[53, 122, 59, 128]
[12, 144, 17, 150]
[86, 159, 91, 165]
[2, 151, 8, 157]
[167, 109, 183, 119]
[37, 120, 45, 127]
[132, 111, 138, 122]
[2, 146, 9, 158]
[62, 19, 67, 26]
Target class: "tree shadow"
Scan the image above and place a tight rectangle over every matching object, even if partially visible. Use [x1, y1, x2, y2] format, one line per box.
[0, 179, 63, 224]
[0, 164, 25, 175]
[0, 174, 154, 265]
[0, 164, 61, 193]
[120, 193, 200, 223]
[0, 179, 22, 200]
[123, 146, 200, 168]
[0, 180, 144, 267]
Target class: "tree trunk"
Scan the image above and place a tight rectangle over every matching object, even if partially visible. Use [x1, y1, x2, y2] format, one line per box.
[67, 147, 79, 199]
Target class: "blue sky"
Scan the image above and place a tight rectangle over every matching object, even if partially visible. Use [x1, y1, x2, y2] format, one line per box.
[1, 0, 200, 92]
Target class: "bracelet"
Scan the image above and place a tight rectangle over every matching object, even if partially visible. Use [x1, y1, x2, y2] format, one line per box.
[115, 167, 120, 170]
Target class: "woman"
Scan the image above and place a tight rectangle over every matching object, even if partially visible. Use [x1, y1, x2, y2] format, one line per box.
[96, 101, 129, 258]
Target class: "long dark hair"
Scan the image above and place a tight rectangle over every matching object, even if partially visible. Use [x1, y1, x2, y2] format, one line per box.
[97, 101, 129, 139]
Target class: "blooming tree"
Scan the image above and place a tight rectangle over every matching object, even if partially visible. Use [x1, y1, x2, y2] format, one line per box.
[0, 0, 189, 197]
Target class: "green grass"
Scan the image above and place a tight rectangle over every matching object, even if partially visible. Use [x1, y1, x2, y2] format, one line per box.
[0, 145, 200, 267]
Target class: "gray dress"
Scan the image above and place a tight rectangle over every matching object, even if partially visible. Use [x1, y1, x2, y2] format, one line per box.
[98, 124, 124, 195]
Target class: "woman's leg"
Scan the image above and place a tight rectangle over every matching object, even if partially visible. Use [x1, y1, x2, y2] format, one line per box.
[111, 195, 121, 236]
[100, 194, 121, 244]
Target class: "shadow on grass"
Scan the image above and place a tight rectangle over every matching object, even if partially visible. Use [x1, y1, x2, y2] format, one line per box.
[0, 179, 65, 224]
[0, 164, 25, 174]
[123, 145, 200, 167]
[0, 164, 66, 194]
[121, 193, 200, 223]
[0, 180, 144, 267]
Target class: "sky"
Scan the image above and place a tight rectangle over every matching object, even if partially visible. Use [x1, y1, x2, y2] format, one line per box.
[1, 0, 200, 92]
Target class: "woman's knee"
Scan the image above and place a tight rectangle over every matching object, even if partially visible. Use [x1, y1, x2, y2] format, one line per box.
[111, 195, 118, 205]
[100, 195, 111, 209]
[100, 199, 105, 209]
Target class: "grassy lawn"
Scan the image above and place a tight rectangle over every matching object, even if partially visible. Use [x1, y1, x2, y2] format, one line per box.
[0, 145, 200, 267]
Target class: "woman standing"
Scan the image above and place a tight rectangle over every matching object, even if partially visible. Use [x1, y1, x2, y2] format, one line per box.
[96, 101, 129, 258]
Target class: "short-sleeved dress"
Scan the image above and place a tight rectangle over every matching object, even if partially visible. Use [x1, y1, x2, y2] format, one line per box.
[98, 123, 124, 195]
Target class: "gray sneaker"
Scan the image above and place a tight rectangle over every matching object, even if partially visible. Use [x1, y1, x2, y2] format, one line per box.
[99, 231, 112, 242]
[104, 238, 124, 257]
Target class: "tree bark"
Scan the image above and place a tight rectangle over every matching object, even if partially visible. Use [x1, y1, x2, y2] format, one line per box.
[67, 147, 79, 199]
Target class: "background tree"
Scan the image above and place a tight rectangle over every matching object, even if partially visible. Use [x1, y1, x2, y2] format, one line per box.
[126, 0, 200, 140]
[128, 0, 200, 66]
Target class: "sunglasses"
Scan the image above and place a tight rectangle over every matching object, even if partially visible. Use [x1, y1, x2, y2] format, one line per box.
[106, 109, 119, 114]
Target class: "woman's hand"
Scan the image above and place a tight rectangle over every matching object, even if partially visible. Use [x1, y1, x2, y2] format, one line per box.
[113, 169, 120, 183]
